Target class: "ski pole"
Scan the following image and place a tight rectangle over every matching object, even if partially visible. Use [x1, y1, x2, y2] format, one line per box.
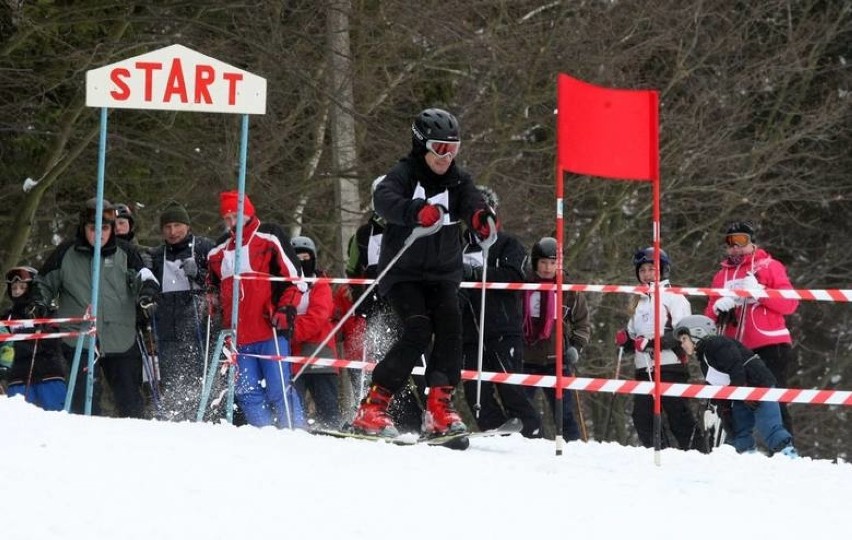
[473, 219, 498, 419]
[602, 346, 624, 440]
[272, 326, 294, 430]
[137, 329, 162, 418]
[292, 210, 445, 383]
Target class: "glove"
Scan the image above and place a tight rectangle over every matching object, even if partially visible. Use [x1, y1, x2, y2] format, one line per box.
[713, 296, 737, 314]
[633, 337, 651, 353]
[462, 263, 481, 281]
[471, 208, 497, 239]
[271, 305, 297, 334]
[744, 400, 760, 410]
[564, 346, 579, 366]
[138, 294, 158, 318]
[181, 258, 198, 279]
[615, 328, 629, 347]
[740, 274, 761, 304]
[26, 302, 49, 319]
[417, 203, 441, 227]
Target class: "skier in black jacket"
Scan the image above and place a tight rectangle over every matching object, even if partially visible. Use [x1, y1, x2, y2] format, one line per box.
[1, 266, 67, 410]
[460, 186, 541, 437]
[352, 108, 494, 438]
[674, 314, 798, 457]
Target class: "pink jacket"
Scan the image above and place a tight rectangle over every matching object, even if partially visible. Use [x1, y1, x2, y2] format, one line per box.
[704, 248, 798, 350]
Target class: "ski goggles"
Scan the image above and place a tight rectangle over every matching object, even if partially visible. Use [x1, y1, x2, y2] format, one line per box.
[5, 269, 34, 283]
[425, 139, 460, 159]
[725, 233, 752, 247]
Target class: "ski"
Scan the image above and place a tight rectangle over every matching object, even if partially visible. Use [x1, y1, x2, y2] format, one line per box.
[418, 417, 523, 449]
[309, 417, 523, 450]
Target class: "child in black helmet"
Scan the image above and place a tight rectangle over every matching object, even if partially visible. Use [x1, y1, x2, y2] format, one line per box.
[1, 266, 68, 410]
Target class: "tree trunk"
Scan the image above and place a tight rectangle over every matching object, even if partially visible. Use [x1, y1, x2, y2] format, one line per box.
[327, 0, 361, 273]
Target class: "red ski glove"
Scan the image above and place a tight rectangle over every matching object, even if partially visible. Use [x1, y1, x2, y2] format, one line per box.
[615, 329, 629, 347]
[417, 204, 441, 227]
[633, 337, 651, 353]
[471, 209, 497, 239]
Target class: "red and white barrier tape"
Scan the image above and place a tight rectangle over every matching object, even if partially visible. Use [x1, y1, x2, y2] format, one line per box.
[233, 274, 852, 303]
[223, 352, 852, 406]
[0, 315, 95, 327]
[0, 328, 96, 343]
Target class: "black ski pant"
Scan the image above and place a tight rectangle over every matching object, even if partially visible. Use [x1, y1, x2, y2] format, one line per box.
[372, 281, 462, 392]
[463, 335, 541, 438]
[752, 343, 794, 436]
[62, 342, 144, 418]
[632, 365, 705, 452]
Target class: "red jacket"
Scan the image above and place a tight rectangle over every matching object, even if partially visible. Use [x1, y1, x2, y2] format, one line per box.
[208, 217, 303, 346]
[291, 275, 334, 355]
[704, 247, 798, 349]
[332, 285, 366, 362]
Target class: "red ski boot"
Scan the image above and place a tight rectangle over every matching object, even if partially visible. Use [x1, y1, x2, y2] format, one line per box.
[352, 385, 399, 438]
[422, 386, 468, 436]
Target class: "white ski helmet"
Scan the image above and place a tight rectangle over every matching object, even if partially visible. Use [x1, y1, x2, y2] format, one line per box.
[674, 315, 717, 342]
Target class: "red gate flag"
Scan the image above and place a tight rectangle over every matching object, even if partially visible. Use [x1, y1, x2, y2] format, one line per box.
[557, 73, 659, 181]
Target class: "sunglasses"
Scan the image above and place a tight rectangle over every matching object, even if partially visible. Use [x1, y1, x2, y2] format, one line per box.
[426, 139, 460, 159]
[725, 233, 751, 247]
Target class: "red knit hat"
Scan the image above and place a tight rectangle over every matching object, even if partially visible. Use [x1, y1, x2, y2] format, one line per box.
[219, 191, 255, 218]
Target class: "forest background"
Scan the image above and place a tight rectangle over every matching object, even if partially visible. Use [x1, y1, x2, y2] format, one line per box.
[0, 0, 849, 459]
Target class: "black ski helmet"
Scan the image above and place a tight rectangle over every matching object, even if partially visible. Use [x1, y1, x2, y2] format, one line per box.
[115, 203, 135, 226]
[633, 247, 671, 282]
[725, 221, 755, 241]
[674, 315, 717, 343]
[411, 108, 460, 153]
[531, 237, 559, 269]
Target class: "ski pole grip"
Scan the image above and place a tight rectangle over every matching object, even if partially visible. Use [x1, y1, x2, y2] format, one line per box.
[408, 206, 445, 243]
[476, 216, 498, 250]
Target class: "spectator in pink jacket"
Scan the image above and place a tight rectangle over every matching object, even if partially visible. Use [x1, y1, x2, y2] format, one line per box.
[704, 221, 798, 434]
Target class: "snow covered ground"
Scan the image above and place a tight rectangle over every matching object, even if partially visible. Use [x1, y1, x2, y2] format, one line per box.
[3, 395, 849, 540]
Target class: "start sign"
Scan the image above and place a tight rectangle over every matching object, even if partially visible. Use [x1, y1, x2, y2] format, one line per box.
[86, 44, 266, 114]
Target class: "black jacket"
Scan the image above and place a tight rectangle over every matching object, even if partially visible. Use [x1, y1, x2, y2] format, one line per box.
[148, 233, 215, 343]
[460, 230, 525, 342]
[695, 335, 777, 388]
[1, 294, 67, 385]
[373, 152, 485, 296]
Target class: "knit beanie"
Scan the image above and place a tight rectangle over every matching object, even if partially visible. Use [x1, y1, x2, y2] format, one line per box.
[219, 191, 255, 218]
[160, 201, 191, 227]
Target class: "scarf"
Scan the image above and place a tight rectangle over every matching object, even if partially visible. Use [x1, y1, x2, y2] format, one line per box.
[523, 288, 555, 345]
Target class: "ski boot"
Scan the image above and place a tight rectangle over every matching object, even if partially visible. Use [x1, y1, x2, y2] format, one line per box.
[422, 386, 468, 436]
[352, 384, 399, 438]
[777, 445, 800, 459]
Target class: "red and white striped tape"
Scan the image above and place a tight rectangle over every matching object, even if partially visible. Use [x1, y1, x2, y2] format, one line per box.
[0, 315, 95, 327]
[229, 353, 852, 406]
[0, 328, 95, 343]
[235, 274, 852, 303]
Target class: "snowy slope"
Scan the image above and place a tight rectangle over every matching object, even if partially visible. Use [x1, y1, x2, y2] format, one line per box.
[2, 396, 849, 540]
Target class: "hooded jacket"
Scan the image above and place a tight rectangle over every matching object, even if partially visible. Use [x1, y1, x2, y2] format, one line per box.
[207, 216, 304, 346]
[35, 225, 156, 354]
[703, 247, 797, 350]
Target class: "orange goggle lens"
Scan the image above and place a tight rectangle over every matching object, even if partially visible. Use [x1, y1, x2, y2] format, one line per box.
[725, 233, 751, 247]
